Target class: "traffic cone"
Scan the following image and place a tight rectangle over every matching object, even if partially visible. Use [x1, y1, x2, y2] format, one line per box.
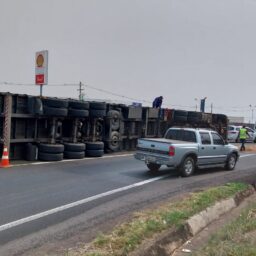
[0, 146, 10, 168]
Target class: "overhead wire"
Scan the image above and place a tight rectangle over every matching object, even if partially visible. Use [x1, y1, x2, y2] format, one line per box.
[0, 80, 255, 113]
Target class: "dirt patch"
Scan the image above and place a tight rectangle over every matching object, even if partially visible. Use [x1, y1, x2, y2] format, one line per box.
[230, 143, 256, 152]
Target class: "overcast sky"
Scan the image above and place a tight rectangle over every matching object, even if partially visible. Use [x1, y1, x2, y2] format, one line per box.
[1, 0, 256, 121]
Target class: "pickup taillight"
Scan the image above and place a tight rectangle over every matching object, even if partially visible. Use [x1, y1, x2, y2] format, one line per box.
[169, 146, 175, 156]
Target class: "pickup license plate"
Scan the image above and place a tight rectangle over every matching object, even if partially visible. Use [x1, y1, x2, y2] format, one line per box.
[147, 156, 156, 162]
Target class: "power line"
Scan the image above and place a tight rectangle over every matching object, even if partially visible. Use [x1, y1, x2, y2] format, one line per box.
[0, 81, 79, 86]
[0, 80, 255, 114]
[83, 83, 152, 104]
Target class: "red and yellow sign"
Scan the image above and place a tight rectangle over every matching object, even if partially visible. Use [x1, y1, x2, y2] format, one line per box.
[35, 50, 48, 85]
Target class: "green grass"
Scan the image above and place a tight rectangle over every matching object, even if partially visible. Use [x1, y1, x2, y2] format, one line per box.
[68, 183, 249, 256]
[193, 203, 256, 256]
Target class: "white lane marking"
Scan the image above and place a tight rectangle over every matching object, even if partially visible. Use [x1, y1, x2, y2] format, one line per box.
[11, 153, 134, 167]
[0, 174, 169, 232]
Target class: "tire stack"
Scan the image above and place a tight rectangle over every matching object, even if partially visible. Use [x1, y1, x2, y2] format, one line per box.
[63, 142, 85, 159]
[106, 110, 122, 151]
[89, 102, 107, 118]
[68, 101, 90, 118]
[42, 98, 68, 117]
[85, 142, 104, 157]
[38, 143, 64, 161]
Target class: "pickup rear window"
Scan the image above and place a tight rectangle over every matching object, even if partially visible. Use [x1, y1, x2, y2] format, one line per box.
[165, 129, 197, 142]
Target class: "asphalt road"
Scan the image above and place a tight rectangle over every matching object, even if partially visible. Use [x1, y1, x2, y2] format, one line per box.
[0, 152, 256, 255]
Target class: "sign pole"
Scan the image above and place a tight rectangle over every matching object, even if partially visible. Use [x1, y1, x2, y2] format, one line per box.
[40, 84, 43, 97]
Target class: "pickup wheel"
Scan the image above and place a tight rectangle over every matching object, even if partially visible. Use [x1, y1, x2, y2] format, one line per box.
[225, 153, 237, 170]
[179, 156, 195, 177]
[147, 163, 161, 173]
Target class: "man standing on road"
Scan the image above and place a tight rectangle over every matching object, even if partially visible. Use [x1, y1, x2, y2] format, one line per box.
[152, 96, 163, 109]
[239, 126, 249, 151]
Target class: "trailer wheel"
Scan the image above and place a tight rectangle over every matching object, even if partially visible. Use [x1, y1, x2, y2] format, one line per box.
[63, 143, 86, 152]
[225, 153, 237, 170]
[39, 143, 64, 153]
[64, 151, 85, 159]
[86, 149, 104, 157]
[107, 110, 120, 119]
[147, 163, 161, 173]
[38, 152, 63, 161]
[86, 142, 104, 150]
[107, 131, 121, 151]
[106, 110, 120, 130]
[179, 156, 195, 177]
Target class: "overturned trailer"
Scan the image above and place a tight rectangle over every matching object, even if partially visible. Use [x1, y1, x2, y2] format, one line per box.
[0, 93, 228, 161]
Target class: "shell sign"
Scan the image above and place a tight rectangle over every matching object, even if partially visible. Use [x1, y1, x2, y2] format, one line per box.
[35, 50, 48, 85]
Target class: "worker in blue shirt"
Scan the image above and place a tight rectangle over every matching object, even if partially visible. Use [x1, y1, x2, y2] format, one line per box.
[152, 96, 163, 108]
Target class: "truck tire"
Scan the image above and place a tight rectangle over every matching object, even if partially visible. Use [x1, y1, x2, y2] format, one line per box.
[107, 131, 121, 151]
[225, 153, 237, 170]
[86, 149, 104, 157]
[90, 102, 107, 110]
[68, 109, 89, 117]
[86, 142, 104, 150]
[179, 156, 195, 177]
[106, 110, 120, 130]
[64, 151, 85, 159]
[90, 109, 106, 118]
[43, 106, 68, 117]
[63, 143, 86, 152]
[147, 163, 161, 173]
[107, 110, 121, 119]
[38, 152, 63, 161]
[68, 101, 89, 110]
[42, 98, 68, 108]
[39, 143, 64, 153]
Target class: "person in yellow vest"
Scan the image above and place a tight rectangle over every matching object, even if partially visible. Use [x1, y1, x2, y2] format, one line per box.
[239, 126, 249, 151]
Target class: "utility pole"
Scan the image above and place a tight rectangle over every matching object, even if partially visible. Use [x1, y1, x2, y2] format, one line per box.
[78, 81, 85, 101]
[211, 103, 213, 114]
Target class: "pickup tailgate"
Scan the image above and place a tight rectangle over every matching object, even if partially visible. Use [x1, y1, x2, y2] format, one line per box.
[136, 138, 175, 154]
[135, 138, 182, 166]
[135, 138, 198, 166]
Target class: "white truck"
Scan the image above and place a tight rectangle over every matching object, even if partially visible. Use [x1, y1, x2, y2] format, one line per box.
[134, 128, 239, 177]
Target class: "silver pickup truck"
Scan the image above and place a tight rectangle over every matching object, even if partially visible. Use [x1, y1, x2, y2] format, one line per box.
[134, 128, 239, 177]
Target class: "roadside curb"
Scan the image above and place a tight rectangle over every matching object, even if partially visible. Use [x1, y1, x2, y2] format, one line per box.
[130, 185, 256, 256]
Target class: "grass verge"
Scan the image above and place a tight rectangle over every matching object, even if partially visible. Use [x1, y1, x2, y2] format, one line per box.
[68, 183, 249, 256]
[193, 203, 256, 256]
